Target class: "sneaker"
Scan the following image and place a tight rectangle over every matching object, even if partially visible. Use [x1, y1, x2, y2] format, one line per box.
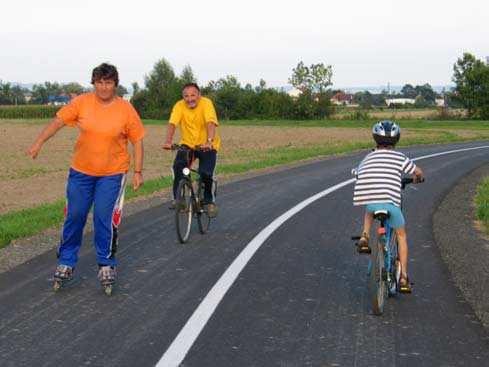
[399, 274, 412, 293]
[169, 199, 176, 210]
[357, 233, 371, 254]
[206, 202, 218, 218]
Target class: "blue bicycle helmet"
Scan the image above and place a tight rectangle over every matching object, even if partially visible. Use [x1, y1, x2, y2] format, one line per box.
[372, 120, 400, 146]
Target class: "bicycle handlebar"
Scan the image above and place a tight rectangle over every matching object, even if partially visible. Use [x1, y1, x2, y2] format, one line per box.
[169, 144, 206, 152]
[401, 176, 425, 189]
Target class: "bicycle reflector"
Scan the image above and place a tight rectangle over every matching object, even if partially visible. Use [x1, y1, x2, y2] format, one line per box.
[182, 167, 190, 176]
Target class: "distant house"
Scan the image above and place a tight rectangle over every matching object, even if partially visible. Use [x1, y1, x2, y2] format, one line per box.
[330, 92, 354, 106]
[385, 98, 415, 107]
[47, 93, 77, 106]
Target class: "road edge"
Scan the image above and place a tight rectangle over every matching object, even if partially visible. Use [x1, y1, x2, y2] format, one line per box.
[432, 164, 489, 329]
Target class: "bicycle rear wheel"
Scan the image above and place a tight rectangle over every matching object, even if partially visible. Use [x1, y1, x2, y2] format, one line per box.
[175, 179, 193, 243]
[368, 238, 387, 315]
[197, 180, 210, 234]
[389, 232, 401, 295]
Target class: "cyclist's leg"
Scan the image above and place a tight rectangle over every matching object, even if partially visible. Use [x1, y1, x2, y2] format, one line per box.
[388, 205, 412, 292]
[172, 149, 190, 200]
[196, 149, 217, 203]
[360, 210, 374, 244]
[396, 227, 409, 281]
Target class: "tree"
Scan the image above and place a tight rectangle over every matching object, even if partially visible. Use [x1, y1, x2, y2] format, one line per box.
[133, 58, 181, 119]
[208, 75, 242, 120]
[131, 82, 140, 95]
[354, 91, 373, 109]
[288, 61, 334, 119]
[116, 85, 128, 97]
[414, 95, 429, 108]
[289, 61, 333, 94]
[401, 84, 417, 98]
[62, 82, 85, 95]
[414, 83, 436, 104]
[453, 52, 489, 119]
[179, 65, 197, 85]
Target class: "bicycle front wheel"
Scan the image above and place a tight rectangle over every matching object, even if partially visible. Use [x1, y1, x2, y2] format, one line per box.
[197, 180, 210, 234]
[368, 239, 387, 315]
[175, 179, 193, 243]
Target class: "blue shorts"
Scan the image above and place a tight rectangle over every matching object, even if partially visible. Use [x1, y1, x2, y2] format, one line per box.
[365, 203, 405, 229]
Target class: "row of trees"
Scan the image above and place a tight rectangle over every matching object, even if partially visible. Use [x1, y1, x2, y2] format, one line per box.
[348, 83, 441, 110]
[2, 52, 488, 119]
[130, 59, 334, 120]
[0, 81, 128, 105]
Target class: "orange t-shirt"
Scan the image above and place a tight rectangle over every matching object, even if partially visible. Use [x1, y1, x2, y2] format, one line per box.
[56, 93, 145, 176]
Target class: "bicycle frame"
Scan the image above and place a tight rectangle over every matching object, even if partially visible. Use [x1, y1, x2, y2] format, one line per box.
[363, 177, 419, 315]
[172, 144, 213, 243]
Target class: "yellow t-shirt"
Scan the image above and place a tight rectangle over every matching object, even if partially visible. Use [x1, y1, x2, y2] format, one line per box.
[56, 93, 145, 176]
[169, 96, 221, 151]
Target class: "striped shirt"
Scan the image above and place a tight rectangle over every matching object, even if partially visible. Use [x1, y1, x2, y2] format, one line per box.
[353, 149, 416, 207]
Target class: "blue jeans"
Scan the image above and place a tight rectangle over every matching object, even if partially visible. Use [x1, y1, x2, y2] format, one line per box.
[172, 147, 217, 202]
[58, 168, 126, 267]
[365, 203, 405, 228]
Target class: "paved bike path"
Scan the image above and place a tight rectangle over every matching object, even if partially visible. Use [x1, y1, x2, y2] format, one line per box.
[0, 142, 488, 367]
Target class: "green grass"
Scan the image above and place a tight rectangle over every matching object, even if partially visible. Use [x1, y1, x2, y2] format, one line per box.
[221, 119, 489, 129]
[475, 176, 489, 235]
[3, 117, 489, 129]
[1, 120, 489, 249]
[0, 200, 65, 248]
[0, 176, 174, 249]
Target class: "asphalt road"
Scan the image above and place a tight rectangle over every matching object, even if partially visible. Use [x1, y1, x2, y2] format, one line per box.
[1, 141, 489, 367]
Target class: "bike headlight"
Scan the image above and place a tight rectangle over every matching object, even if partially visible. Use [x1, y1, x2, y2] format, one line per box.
[182, 167, 190, 176]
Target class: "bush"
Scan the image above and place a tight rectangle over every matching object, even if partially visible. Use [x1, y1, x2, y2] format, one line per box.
[0, 105, 60, 119]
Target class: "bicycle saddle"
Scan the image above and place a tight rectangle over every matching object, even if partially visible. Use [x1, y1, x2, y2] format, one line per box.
[373, 210, 390, 222]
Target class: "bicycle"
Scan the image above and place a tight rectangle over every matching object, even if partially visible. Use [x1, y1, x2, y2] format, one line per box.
[352, 177, 423, 315]
[170, 144, 217, 243]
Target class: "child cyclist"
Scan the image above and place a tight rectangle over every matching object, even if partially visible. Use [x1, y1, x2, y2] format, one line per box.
[353, 120, 423, 293]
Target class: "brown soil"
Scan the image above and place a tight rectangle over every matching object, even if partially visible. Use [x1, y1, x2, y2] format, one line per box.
[0, 121, 486, 214]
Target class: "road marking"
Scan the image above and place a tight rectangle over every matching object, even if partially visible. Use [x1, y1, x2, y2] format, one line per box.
[156, 144, 489, 367]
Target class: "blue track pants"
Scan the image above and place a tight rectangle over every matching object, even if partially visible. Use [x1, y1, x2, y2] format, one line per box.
[58, 168, 126, 268]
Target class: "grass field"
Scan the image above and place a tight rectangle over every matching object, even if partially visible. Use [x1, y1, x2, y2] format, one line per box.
[1, 118, 489, 248]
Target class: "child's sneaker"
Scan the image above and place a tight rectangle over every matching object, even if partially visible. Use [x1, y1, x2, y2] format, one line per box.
[399, 274, 412, 293]
[357, 233, 371, 254]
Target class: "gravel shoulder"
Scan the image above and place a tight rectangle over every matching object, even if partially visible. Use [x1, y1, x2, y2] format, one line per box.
[433, 164, 489, 328]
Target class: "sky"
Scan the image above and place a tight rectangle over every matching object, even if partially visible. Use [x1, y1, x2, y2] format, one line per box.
[1, 0, 488, 89]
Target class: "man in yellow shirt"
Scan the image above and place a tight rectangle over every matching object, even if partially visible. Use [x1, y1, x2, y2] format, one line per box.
[163, 83, 220, 217]
[27, 63, 145, 293]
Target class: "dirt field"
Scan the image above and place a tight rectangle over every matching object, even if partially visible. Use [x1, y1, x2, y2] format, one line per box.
[332, 108, 466, 120]
[0, 121, 486, 214]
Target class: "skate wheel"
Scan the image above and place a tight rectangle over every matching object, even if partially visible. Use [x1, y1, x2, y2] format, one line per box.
[104, 285, 113, 296]
[53, 281, 62, 292]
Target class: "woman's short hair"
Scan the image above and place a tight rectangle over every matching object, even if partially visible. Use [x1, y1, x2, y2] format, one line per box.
[91, 63, 119, 86]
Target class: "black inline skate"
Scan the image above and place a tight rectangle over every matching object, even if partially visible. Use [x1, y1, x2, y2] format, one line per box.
[98, 265, 116, 296]
[53, 264, 74, 291]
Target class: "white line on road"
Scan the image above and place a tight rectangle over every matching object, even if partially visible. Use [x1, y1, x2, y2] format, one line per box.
[156, 144, 489, 367]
